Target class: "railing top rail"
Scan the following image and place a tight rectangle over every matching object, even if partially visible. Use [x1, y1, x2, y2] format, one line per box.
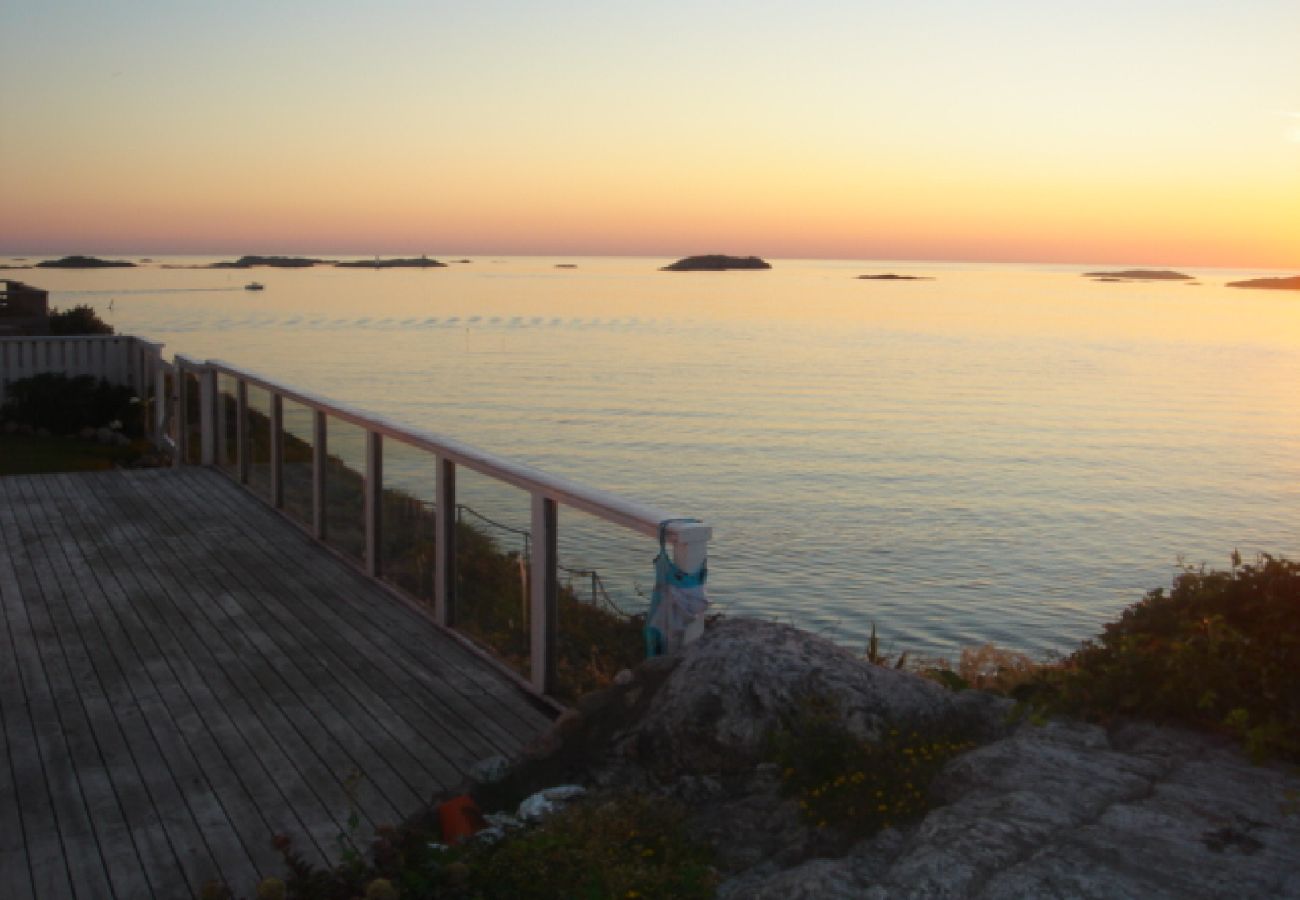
[198, 357, 710, 543]
[0, 334, 137, 343]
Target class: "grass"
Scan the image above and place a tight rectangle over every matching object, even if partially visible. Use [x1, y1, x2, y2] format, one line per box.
[0, 432, 150, 475]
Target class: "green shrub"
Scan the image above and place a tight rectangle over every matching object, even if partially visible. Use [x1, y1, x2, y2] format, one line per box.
[48, 304, 114, 335]
[272, 793, 715, 899]
[2, 373, 142, 436]
[767, 696, 975, 836]
[1033, 554, 1300, 760]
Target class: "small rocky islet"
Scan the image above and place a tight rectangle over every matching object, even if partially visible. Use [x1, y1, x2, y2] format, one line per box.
[661, 255, 772, 271]
[1084, 269, 1193, 281]
[333, 256, 447, 269]
[1226, 275, 1300, 291]
[35, 255, 137, 269]
[857, 273, 933, 281]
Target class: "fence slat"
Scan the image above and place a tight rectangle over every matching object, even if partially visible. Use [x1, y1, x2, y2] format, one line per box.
[270, 393, 284, 508]
[312, 410, 326, 539]
[237, 379, 249, 484]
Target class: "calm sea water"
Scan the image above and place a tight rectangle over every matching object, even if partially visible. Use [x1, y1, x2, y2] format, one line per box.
[14, 255, 1300, 659]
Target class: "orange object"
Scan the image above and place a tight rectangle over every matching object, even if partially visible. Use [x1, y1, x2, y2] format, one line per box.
[438, 795, 486, 845]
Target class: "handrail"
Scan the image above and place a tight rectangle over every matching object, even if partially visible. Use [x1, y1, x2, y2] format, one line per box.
[162, 349, 711, 697]
[196, 358, 711, 546]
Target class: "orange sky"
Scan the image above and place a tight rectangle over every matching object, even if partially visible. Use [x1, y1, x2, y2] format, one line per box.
[2, 1, 1297, 268]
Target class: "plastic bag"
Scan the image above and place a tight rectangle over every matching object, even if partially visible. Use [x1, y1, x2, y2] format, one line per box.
[645, 518, 709, 657]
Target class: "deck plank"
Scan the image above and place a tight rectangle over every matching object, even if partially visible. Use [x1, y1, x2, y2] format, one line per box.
[2, 476, 159, 899]
[0, 468, 554, 899]
[177, 468, 556, 745]
[82, 473, 433, 819]
[0, 479, 104, 899]
[164, 468, 527, 761]
[44, 472, 333, 875]
[69, 471, 403, 845]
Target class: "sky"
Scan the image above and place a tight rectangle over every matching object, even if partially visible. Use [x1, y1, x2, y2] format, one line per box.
[1, 0, 1297, 267]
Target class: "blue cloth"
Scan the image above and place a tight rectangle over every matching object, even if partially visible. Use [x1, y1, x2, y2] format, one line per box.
[645, 518, 708, 657]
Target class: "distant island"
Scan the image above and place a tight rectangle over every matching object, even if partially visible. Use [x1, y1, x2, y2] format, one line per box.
[857, 273, 933, 281]
[555, 263, 578, 269]
[210, 255, 324, 268]
[1226, 275, 1300, 291]
[36, 255, 136, 269]
[334, 256, 447, 268]
[662, 255, 771, 271]
[1084, 269, 1192, 281]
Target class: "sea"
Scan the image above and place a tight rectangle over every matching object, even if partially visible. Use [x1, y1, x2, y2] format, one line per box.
[10, 255, 1300, 661]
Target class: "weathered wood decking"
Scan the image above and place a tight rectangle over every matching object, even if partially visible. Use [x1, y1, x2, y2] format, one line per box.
[0, 468, 556, 899]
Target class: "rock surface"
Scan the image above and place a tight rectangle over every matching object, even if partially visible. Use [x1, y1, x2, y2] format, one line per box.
[481, 618, 1300, 898]
[720, 719, 1300, 899]
[610, 619, 1005, 777]
[661, 255, 772, 271]
[857, 273, 933, 281]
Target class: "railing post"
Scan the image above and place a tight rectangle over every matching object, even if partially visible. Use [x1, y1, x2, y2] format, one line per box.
[365, 431, 382, 578]
[434, 456, 456, 627]
[312, 410, 327, 539]
[270, 393, 284, 508]
[670, 522, 714, 646]
[236, 379, 249, 485]
[173, 360, 187, 468]
[529, 492, 558, 694]
[199, 367, 216, 466]
[670, 523, 712, 572]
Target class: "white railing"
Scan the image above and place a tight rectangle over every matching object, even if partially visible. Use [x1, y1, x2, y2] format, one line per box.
[0, 334, 164, 406]
[3, 333, 712, 695]
[166, 354, 711, 696]
[0, 334, 175, 449]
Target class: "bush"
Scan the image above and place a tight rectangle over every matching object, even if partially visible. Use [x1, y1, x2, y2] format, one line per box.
[1033, 554, 1300, 760]
[272, 793, 716, 899]
[2, 373, 142, 437]
[48, 304, 114, 335]
[767, 695, 975, 837]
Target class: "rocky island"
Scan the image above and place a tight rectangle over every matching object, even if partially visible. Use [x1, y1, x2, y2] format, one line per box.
[662, 255, 772, 271]
[209, 255, 324, 268]
[857, 273, 933, 281]
[334, 256, 447, 268]
[1084, 269, 1193, 281]
[1226, 275, 1300, 291]
[36, 255, 136, 269]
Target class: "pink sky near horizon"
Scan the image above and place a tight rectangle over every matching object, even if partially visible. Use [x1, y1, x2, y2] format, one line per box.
[2, 1, 1297, 270]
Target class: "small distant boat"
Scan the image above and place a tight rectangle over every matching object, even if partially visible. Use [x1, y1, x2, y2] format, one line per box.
[244, 282, 265, 291]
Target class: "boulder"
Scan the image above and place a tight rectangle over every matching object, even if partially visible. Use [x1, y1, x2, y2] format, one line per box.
[610, 619, 1006, 776]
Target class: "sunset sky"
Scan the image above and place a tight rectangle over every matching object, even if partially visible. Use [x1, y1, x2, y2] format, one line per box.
[1, 0, 1296, 267]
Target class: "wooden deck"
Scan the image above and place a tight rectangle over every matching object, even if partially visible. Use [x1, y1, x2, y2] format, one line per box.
[0, 467, 556, 899]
